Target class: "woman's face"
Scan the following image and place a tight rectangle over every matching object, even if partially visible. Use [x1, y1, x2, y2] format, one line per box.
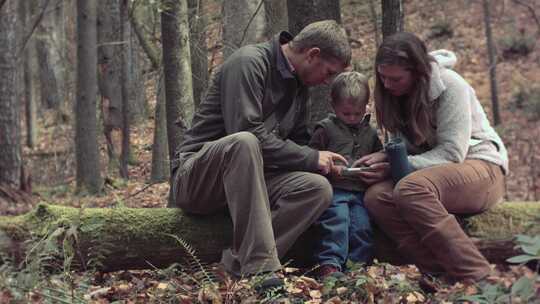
[377, 64, 414, 97]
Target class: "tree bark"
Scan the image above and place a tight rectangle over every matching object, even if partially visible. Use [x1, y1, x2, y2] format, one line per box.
[188, 0, 208, 108]
[0, 202, 537, 272]
[150, 74, 170, 182]
[161, 0, 195, 162]
[287, 0, 341, 128]
[75, 0, 102, 194]
[381, 0, 403, 40]
[263, 0, 288, 37]
[482, 0, 501, 126]
[36, 0, 65, 111]
[119, 0, 130, 179]
[97, 0, 123, 167]
[0, 0, 21, 188]
[222, 0, 267, 60]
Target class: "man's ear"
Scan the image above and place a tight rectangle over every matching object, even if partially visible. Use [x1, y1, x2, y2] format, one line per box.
[306, 47, 321, 61]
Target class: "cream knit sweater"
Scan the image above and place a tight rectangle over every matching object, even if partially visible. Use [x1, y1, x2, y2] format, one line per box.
[391, 50, 509, 174]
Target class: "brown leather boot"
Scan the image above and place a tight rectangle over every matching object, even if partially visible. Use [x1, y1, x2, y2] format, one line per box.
[420, 216, 491, 281]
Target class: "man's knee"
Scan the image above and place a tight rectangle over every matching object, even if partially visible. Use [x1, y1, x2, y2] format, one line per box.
[305, 174, 333, 208]
[228, 132, 260, 151]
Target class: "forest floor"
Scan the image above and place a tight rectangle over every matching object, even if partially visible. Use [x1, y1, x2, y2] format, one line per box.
[1, 0, 540, 303]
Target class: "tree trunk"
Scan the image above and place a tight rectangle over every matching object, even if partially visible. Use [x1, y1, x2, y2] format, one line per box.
[0, 202, 537, 272]
[119, 0, 130, 179]
[124, 4, 147, 124]
[482, 0, 501, 126]
[36, 0, 65, 111]
[150, 74, 170, 182]
[381, 0, 403, 40]
[287, 0, 341, 128]
[222, 0, 267, 60]
[0, 0, 21, 188]
[75, 0, 102, 194]
[97, 0, 123, 167]
[19, 0, 38, 149]
[161, 0, 195, 162]
[188, 0, 208, 108]
[368, 0, 381, 48]
[264, 0, 288, 37]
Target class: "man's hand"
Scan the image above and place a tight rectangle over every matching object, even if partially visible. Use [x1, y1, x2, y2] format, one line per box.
[318, 151, 348, 175]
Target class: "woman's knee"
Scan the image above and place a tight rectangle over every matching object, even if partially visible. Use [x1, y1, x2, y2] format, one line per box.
[364, 180, 393, 216]
[393, 175, 437, 211]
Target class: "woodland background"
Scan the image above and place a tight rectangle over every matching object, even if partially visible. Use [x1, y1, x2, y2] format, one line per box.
[0, 0, 539, 303]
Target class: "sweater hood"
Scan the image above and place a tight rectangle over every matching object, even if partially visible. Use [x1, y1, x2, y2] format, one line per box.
[428, 49, 458, 101]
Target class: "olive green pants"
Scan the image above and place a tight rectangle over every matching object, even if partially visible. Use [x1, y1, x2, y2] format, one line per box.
[365, 159, 505, 281]
[172, 132, 332, 276]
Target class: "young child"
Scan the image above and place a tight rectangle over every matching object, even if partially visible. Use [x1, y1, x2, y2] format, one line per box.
[309, 71, 383, 278]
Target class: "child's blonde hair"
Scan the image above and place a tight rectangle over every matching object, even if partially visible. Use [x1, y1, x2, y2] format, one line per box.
[330, 71, 370, 106]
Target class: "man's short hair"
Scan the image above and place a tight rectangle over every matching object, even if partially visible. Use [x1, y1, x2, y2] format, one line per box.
[331, 71, 370, 105]
[289, 20, 351, 66]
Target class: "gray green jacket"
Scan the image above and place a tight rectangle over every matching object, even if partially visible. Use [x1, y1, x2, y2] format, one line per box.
[310, 114, 383, 191]
[392, 50, 509, 174]
[173, 32, 319, 172]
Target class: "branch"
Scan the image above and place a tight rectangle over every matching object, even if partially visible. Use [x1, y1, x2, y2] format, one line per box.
[238, 0, 265, 46]
[17, 0, 52, 57]
[129, 2, 161, 69]
[512, 0, 540, 32]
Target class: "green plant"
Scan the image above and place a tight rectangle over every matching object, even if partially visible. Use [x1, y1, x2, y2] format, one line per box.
[428, 20, 453, 39]
[507, 234, 540, 266]
[500, 32, 536, 59]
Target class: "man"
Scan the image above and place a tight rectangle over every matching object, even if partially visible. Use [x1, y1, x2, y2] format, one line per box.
[171, 20, 351, 285]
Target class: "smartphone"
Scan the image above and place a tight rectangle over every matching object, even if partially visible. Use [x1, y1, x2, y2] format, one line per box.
[341, 166, 373, 176]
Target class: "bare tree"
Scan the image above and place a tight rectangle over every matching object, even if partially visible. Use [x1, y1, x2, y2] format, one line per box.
[75, 0, 102, 194]
[0, 0, 21, 188]
[287, 0, 342, 127]
[97, 0, 123, 168]
[35, 0, 65, 113]
[19, 0, 38, 148]
[381, 0, 403, 40]
[188, 0, 208, 108]
[222, 0, 267, 59]
[130, 3, 169, 182]
[161, 0, 195, 161]
[264, 0, 288, 37]
[482, 0, 501, 125]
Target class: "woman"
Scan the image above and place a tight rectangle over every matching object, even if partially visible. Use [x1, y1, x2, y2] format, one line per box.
[356, 32, 508, 283]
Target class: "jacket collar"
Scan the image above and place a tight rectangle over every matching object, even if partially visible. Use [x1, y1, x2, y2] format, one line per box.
[274, 31, 296, 80]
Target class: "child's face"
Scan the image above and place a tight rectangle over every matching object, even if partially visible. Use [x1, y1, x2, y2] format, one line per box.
[333, 98, 366, 126]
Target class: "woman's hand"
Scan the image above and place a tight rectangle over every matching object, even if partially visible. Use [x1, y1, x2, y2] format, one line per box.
[352, 151, 388, 167]
[352, 151, 390, 184]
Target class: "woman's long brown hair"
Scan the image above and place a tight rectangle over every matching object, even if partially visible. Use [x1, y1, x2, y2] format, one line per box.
[374, 32, 436, 146]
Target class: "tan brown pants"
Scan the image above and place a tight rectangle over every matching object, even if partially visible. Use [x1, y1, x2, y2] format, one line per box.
[364, 159, 505, 281]
[172, 132, 332, 276]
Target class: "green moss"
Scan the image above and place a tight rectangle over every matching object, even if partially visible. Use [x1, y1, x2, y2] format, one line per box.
[464, 202, 540, 239]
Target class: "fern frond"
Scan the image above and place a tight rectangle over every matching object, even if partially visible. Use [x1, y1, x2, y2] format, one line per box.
[165, 233, 216, 286]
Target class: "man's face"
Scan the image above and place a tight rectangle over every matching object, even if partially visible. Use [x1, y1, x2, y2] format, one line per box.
[298, 50, 346, 86]
[334, 99, 366, 126]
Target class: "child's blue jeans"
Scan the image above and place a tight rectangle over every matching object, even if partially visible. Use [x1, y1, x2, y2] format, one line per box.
[313, 188, 374, 270]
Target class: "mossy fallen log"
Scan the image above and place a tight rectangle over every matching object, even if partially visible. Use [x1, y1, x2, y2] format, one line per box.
[0, 202, 538, 271]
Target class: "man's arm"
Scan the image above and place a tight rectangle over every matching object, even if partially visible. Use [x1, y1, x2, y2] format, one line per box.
[220, 49, 319, 172]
